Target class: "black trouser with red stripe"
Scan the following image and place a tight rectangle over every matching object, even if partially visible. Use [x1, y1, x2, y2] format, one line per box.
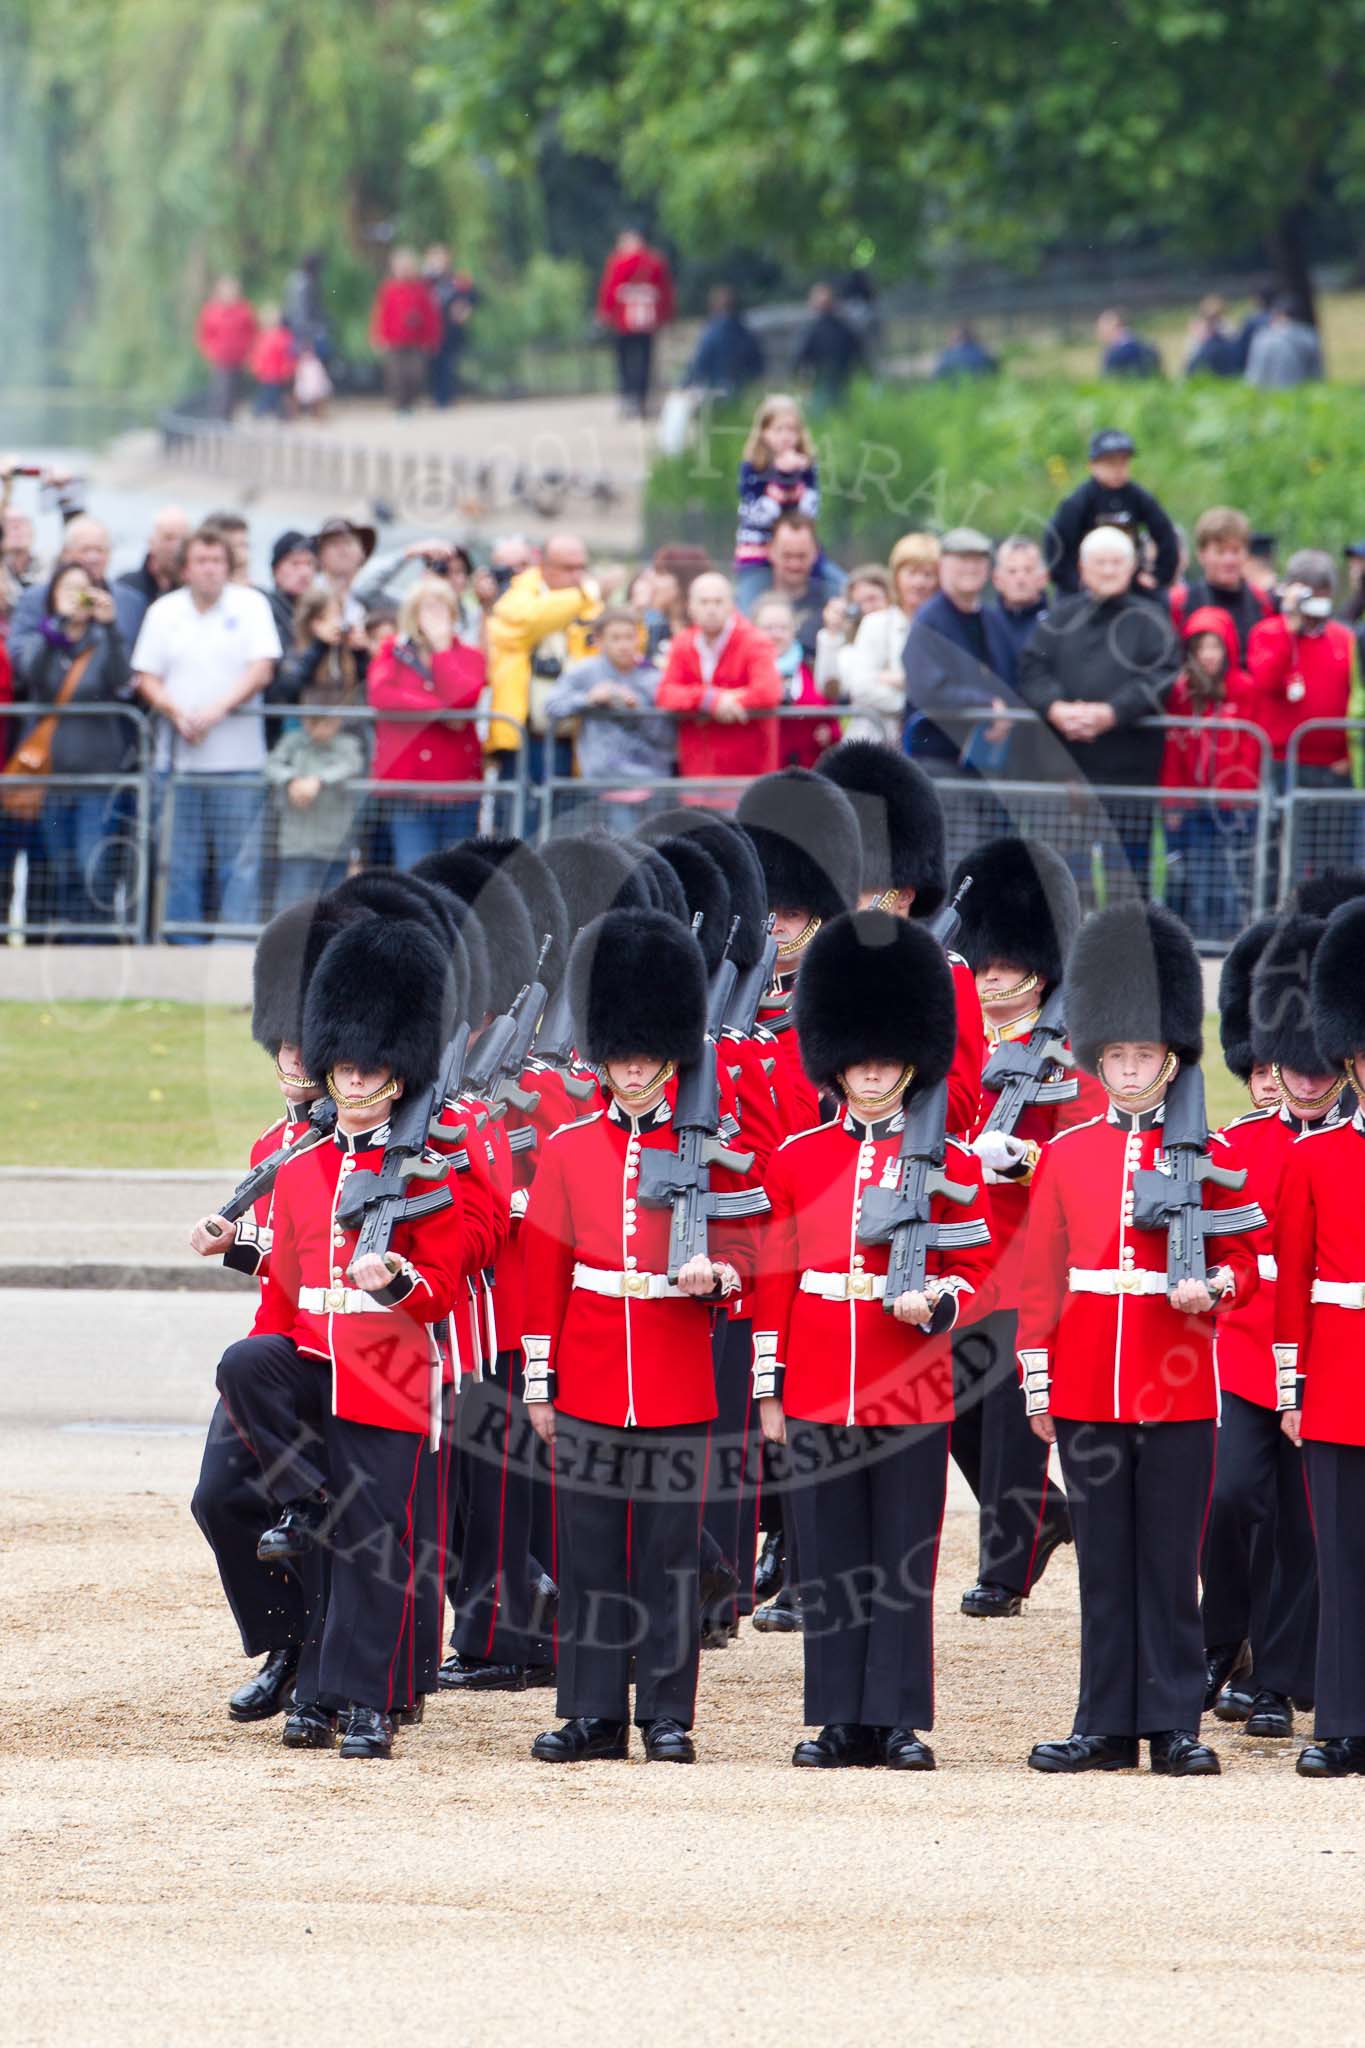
[553, 1415, 707, 1728]
[449, 1353, 554, 1667]
[1056, 1417, 1214, 1739]
[216, 1334, 440, 1715]
[1303, 1440, 1365, 1738]
[789, 1421, 949, 1732]
[950, 1309, 1070, 1594]
[191, 1396, 308, 1658]
[701, 1315, 763, 1619]
[1201, 1389, 1317, 1699]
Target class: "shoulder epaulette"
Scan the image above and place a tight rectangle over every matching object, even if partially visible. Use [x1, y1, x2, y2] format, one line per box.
[255, 1114, 288, 1146]
[775, 1118, 840, 1153]
[1300, 1116, 1351, 1141]
[1047, 1115, 1105, 1145]
[1224, 1107, 1276, 1130]
[546, 1110, 604, 1140]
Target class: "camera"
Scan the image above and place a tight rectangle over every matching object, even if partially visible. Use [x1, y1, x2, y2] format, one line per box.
[531, 649, 564, 682]
[1282, 581, 1333, 622]
[422, 552, 452, 576]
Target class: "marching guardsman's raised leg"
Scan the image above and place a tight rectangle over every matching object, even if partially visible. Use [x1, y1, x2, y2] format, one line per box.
[1275, 901, 1365, 1776]
[751, 911, 992, 1769]
[1019, 905, 1263, 1776]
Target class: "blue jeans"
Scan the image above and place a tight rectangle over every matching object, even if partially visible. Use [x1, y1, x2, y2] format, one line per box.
[162, 773, 263, 939]
[1164, 807, 1253, 943]
[42, 787, 133, 930]
[386, 798, 480, 871]
[498, 733, 574, 839]
[274, 856, 349, 910]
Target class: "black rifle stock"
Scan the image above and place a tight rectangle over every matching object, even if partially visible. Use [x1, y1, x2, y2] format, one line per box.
[1129, 1061, 1248, 1291]
[926, 874, 972, 953]
[460, 940, 553, 1120]
[980, 983, 1078, 1137]
[724, 914, 779, 1040]
[855, 1078, 976, 1313]
[207, 1096, 339, 1233]
[528, 977, 597, 1100]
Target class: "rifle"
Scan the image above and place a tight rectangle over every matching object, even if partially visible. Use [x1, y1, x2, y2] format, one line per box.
[636, 939, 766, 1280]
[528, 976, 597, 1101]
[855, 1078, 982, 1315]
[707, 915, 741, 1038]
[459, 938, 553, 1122]
[926, 874, 972, 953]
[206, 1095, 339, 1234]
[1129, 1060, 1252, 1292]
[980, 982, 1078, 1137]
[333, 1022, 472, 1263]
[723, 913, 779, 1041]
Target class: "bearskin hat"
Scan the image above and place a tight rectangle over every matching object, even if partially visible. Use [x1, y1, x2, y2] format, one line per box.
[737, 768, 861, 923]
[303, 914, 457, 1096]
[949, 837, 1080, 988]
[542, 832, 653, 937]
[1293, 869, 1365, 920]
[1250, 914, 1330, 1073]
[412, 845, 537, 1016]
[1311, 898, 1365, 1069]
[567, 908, 707, 1067]
[1067, 902, 1204, 1077]
[817, 739, 947, 916]
[304, 870, 472, 1020]
[637, 808, 768, 968]
[1217, 915, 1277, 1084]
[251, 899, 320, 1056]
[649, 837, 732, 971]
[634, 843, 691, 924]
[795, 910, 957, 1096]
[465, 835, 571, 991]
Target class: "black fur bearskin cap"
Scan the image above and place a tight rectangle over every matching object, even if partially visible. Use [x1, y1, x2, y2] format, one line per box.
[251, 899, 321, 1056]
[1067, 902, 1204, 1078]
[1311, 897, 1365, 1070]
[949, 836, 1080, 989]
[567, 907, 707, 1067]
[737, 768, 861, 923]
[412, 845, 537, 1016]
[636, 808, 768, 968]
[464, 835, 571, 991]
[541, 832, 653, 937]
[1217, 914, 1277, 1084]
[303, 914, 457, 1096]
[1250, 913, 1331, 1073]
[817, 738, 947, 915]
[649, 836, 733, 972]
[305, 869, 473, 1021]
[795, 909, 957, 1096]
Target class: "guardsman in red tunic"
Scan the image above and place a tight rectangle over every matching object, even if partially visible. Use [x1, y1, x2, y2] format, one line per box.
[1019, 904, 1262, 1776]
[520, 909, 767, 1764]
[816, 739, 985, 1140]
[1203, 914, 1348, 1739]
[1275, 899, 1365, 1776]
[214, 913, 468, 1760]
[949, 837, 1107, 1618]
[752, 912, 993, 1769]
[187, 901, 322, 1724]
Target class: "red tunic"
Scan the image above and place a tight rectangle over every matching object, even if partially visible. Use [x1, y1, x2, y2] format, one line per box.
[1016, 1106, 1262, 1425]
[751, 1109, 993, 1427]
[256, 1125, 467, 1436]
[518, 1084, 765, 1428]
[1214, 1106, 1294, 1409]
[968, 1015, 1108, 1283]
[1274, 1112, 1365, 1445]
[232, 1110, 313, 1299]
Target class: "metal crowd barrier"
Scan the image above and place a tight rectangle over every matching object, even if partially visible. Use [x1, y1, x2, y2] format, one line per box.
[0, 703, 152, 942]
[1278, 720, 1365, 901]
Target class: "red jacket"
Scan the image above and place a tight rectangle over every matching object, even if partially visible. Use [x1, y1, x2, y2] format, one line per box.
[256, 1124, 467, 1437]
[370, 278, 442, 354]
[967, 1015, 1108, 1284]
[367, 635, 485, 791]
[1215, 1103, 1327, 1410]
[195, 297, 258, 370]
[518, 1084, 765, 1428]
[249, 323, 298, 385]
[1247, 611, 1360, 766]
[750, 1109, 993, 1427]
[596, 246, 675, 335]
[1017, 1105, 1261, 1424]
[657, 614, 782, 781]
[1274, 1113, 1365, 1444]
[231, 1110, 313, 1295]
[1161, 607, 1266, 806]
[778, 659, 841, 771]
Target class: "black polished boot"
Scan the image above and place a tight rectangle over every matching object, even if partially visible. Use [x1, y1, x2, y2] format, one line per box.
[339, 1705, 394, 1759]
[228, 1645, 300, 1722]
[792, 1723, 881, 1769]
[1213, 1672, 1257, 1722]
[752, 1529, 785, 1605]
[281, 1702, 337, 1750]
[752, 1585, 803, 1634]
[392, 1698, 425, 1727]
[1149, 1730, 1221, 1776]
[1244, 1690, 1293, 1738]
[1297, 1736, 1365, 1778]
[438, 1653, 543, 1692]
[1026, 1517, 1072, 1591]
[960, 1582, 1023, 1619]
[531, 1717, 629, 1762]
[884, 1728, 936, 1770]
[256, 1492, 329, 1564]
[1203, 1639, 1251, 1713]
[642, 1718, 696, 1763]
[1028, 1734, 1139, 1773]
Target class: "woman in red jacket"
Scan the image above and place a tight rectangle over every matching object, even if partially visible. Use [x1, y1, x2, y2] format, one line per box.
[369, 248, 442, 413]
[1161, 605, 1264, 941]
[367, 576, 486, 867]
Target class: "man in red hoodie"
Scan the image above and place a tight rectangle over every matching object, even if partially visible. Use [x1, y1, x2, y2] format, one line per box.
[195, 275, 258, 421]
[369, 248, 442, 414]
[657, 571, 782, 788]
[595, 228, 675, 417]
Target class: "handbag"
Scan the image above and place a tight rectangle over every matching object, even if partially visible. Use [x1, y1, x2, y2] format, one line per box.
[1, 643, 94, 823]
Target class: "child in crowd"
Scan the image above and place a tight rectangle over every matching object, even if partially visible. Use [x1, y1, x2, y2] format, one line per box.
[1161, 607, 1262, 938]
[263, 684, 367, 906]
[543, 604, 675, 833]
[735, 394, 821, 603]
[249, 308, 298, 419]
[751, 592, 842, 771]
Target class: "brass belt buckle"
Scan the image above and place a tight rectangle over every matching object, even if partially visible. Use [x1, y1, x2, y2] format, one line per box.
[622, 1272, 650, 1298]
[847, 1272, 874, 1300]
[325, 1285, 347, 1312]
[1115, 1271, 1142, 1294]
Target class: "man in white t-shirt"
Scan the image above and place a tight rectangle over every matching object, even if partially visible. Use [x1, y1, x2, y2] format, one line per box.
[133, 525, 281, 937]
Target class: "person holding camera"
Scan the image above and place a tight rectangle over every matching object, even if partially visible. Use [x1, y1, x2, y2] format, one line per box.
[485, 534, 602, 830]
[1248, 550, 1364, 876]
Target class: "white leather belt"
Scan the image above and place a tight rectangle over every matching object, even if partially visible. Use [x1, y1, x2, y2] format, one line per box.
[800, 1269, 888, 1302]
[572, 1263, 684, 1301]
[1068, 1267, 1167, 1297]
[1311, 1279, 1365, 1309]
[1258, 1254, 1278, 1283]
[298, 1283, 389, 1316]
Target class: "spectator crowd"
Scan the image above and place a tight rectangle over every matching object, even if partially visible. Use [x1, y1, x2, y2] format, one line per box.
[3, 385, 1362, 943]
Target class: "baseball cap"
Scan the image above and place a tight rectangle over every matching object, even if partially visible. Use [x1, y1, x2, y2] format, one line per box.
[1089, 429, 1136, 460]
[1344, 541, 1365, 560]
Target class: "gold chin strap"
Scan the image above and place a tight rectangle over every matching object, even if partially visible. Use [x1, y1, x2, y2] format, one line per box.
[982, 971, 1040, 1008]
[842, 1065, 916, 1120]
[1274, 1064, 1348, 1117]
[776, 915, 821, 961]
[1344, 1060, 1365, 1105]
[276, 1058, 319, 1091]
[606, 1060, 676, 1112]
[326, 1071, 400, 1110]
[1101, 1049, 1178, 1114]
[873, 889, 901, 914]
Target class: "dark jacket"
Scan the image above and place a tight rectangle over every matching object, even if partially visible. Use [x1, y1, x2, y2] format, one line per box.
[685, 313, 764, 394]
[1184, 331, 1242, 379]
[934, 337, 999, 379]
[1017, 590, 1180, 788]
[1101, 334, 1162, 378]
[793, 312, 864, 397]
[901, 591, 1017, 767]
[13, 618, 135, 774]
[113, 560, 175, 640]
[1046, 477, 1180, 596]
[1169, 577, 1271, 659]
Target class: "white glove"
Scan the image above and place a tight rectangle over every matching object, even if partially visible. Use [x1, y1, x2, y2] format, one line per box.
[971, 1128, 1030, 1174]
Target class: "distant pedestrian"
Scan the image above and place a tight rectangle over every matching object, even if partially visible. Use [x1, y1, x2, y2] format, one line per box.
[683, 286, 765, 397]
[793, 283, 864, 406]
[1244, 298, 1324, 389]
[596, 228, 675, 417]
[1183, 296, 1242, 379]
[1095, 306, 1163, 379]
[282, 250, 329, 356]
[195, 276, 258, 420]
[248, 308, 297, 419]
[369, 249, 441, 413]
[422, 245, 478, 408]
[934, 324, 999, 379]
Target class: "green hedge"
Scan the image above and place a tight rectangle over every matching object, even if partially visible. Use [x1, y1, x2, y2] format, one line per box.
[645, 378, 1365, 567]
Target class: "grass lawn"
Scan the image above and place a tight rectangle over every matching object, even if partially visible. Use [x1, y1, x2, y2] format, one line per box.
[5, 1000, 1246, 1171]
